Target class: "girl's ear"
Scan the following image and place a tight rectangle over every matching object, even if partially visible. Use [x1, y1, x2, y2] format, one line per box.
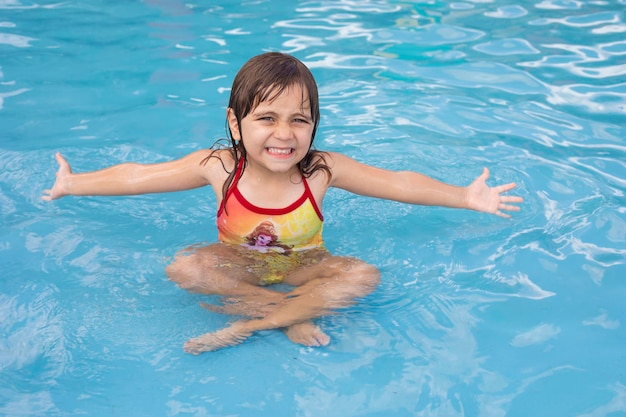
[227, 108, 241, 141]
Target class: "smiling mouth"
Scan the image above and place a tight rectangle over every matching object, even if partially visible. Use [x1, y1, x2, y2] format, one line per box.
[266, 147, 294, 155]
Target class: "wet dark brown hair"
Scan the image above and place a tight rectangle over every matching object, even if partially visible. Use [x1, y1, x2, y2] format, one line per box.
[202, 52, 330, 203]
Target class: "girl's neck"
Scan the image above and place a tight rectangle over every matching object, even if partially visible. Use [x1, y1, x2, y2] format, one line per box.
[237, 163, 305, 208]
[241, 160, 302, 186]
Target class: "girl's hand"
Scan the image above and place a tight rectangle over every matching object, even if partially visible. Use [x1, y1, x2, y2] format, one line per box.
[466, 168, 523, 218]
[42, 152, 72, 201]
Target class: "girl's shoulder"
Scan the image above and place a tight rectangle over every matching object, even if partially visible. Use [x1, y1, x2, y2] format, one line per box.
[185, 148, 236, 186]
[198, 148, 237, 170]
[318, 150, 344, 172]
[320, 151, 374, 188]
[303, 150, 338, 192]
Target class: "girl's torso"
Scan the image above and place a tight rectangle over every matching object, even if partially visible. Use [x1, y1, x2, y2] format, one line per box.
[214, 154, 326, 253]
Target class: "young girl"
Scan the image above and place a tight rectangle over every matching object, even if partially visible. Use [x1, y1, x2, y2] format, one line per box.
[42, 52, 523, 354]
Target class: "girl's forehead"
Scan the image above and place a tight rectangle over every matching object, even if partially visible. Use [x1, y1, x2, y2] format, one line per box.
[255, 84, 310, 108]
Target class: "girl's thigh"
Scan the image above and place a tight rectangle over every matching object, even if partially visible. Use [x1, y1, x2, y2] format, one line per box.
[282, 251, 380, 288]
[166, 244, 327, 289]
[167, 244, 380, 296]
[166, 243, 264, 293]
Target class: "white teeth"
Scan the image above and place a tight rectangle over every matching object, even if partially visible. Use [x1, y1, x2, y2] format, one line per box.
[267, 147, 292, 155]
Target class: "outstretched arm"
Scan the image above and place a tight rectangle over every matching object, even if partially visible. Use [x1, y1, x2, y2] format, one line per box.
[328, 152, 523, 217]
[42, 151, 213, 201]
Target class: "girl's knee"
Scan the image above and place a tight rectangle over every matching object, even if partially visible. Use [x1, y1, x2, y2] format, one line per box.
[349, 262, 381, 291]
[165, 249, 220, 289]
[165, 246, 256, 295]
[327, 259, 380, 297]
[165, 252, 198, 287]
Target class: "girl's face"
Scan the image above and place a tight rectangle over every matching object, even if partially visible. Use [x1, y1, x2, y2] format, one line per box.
[227, 84, 314, 176]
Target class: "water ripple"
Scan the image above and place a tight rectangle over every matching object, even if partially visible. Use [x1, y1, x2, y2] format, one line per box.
[383, 61, 548, 95]
[510, 323, 561, 347]
[372, 23, 485, 46]
[535, 0, 583, 10]
[529, 11, 622, 28]
[473, 38, 540, 56]
[296, 2, 402, 14]
[484, 5, 528, 19]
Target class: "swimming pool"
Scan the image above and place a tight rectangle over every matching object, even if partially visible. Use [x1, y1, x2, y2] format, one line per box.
[1, 0, 625, 415]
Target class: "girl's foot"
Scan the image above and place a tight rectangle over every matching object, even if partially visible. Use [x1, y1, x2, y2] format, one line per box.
[184, 323, 252, 354]
[284, 321, 330, 347]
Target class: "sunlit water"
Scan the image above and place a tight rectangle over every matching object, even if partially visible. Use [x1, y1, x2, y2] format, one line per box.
[1, 0, 625, 416]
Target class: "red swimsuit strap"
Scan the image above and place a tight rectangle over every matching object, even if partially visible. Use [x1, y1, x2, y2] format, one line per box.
[217, 157, 245, 216]
[218, 157, 323, 221]
[302, 176, 323, 221]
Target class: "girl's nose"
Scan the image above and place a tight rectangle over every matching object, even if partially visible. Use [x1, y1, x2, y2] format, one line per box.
[274, 122, 294, 139]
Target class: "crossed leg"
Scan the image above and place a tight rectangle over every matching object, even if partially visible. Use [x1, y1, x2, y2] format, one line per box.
[165, 244, 380, 354]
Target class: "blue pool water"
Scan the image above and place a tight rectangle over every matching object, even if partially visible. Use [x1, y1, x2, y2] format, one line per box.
[1, 0, 625, 416]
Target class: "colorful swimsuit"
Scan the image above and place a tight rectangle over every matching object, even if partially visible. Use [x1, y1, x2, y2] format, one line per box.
[216, 158, 326, 285]
[217, 158, 325, 254]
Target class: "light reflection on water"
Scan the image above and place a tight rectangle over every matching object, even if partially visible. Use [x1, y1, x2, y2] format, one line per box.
[1, 0, 625, 416]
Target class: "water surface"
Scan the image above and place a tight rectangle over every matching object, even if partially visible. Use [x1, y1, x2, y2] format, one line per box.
[1, 0, 625, 416]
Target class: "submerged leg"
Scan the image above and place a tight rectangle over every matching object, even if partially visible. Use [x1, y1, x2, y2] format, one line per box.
[166, 244, 281, 300]
[167, 244, 324, 348]
[183, 256, 380, 354]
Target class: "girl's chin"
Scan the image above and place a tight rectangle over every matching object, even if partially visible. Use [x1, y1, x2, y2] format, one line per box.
[249, 158, 300, 174]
